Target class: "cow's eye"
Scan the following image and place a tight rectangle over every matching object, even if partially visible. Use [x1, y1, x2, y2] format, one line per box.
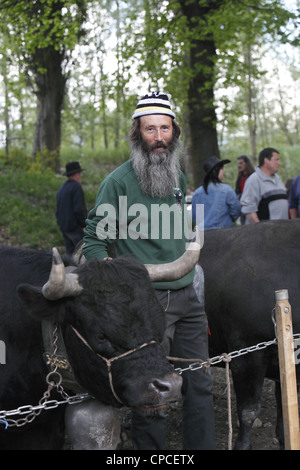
[93, 336, 119, 358]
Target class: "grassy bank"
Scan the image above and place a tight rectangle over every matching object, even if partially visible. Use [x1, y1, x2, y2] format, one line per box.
[0, 145, 129, 250]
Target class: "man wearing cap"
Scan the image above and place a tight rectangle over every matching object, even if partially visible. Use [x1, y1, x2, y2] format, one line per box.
[56, 161, 87, 255]
[83, 92, 215, 450]
[192, 156, 241, 230]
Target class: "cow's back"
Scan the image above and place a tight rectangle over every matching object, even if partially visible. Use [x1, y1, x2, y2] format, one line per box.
[200, 219, 300, 356]
[0, 247, 53, 336]
[0, 248, 53, 405]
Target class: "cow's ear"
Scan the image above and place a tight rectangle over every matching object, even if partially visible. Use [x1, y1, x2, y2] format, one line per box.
[17, 284, 59, 321]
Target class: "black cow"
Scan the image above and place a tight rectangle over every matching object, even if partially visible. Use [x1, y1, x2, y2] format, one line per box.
[199, 219, 300, 450]
[0, 243, 201, 450]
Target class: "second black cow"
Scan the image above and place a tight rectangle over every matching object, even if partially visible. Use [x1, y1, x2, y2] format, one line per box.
[199, 219, 300, 450]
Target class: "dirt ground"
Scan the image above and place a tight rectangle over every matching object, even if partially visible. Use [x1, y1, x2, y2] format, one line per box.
[119, 367, 280, 451]
[167, 368, 280, 451]
[211, 368, 280, 451]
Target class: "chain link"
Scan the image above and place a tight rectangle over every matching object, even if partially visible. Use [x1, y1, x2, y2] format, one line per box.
[2, 326, 300, 427]
[0, 325, 90, 428]
[173, 335, 300, 375]
[0, 392, 90, 427]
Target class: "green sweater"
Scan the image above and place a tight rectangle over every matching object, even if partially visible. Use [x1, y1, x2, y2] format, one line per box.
[83, 159, 194, 290]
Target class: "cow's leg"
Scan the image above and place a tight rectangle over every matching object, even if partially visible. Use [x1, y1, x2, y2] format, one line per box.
[231, 356, 266, 450]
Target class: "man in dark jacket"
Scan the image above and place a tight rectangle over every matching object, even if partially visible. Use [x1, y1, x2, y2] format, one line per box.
[56, 161, 87, 255]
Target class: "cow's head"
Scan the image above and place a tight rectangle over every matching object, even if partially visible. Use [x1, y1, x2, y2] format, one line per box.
[18, 231, 200, 411]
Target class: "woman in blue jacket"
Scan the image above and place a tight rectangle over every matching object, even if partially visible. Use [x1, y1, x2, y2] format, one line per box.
[192, 156, 241, 230]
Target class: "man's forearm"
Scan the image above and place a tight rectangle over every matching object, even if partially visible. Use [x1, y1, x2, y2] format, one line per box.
[246, 212, 260, 224]
[83, 222, 110, 259]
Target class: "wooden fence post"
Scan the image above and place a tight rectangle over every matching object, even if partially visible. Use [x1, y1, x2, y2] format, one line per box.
[275, 289, 300, 450]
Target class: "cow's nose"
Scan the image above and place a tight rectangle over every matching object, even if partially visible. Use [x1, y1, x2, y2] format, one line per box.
[149, 373, 182, 399]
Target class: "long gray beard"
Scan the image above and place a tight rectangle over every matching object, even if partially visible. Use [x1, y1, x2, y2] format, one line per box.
[131, 143, 182, 199]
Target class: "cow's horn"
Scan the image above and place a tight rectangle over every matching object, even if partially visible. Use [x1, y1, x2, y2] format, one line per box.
[42, 247, 83, 300]
[145, 226, 201, 282]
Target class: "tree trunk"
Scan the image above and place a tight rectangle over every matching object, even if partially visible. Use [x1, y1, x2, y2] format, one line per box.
[188, 39, 220, 187]
[178, 1, 220, 188]
[32, 47, 66, 172]
[1, 54, 10, 158]
[277, 86, 294, 146]
[246, 46, 257, 161]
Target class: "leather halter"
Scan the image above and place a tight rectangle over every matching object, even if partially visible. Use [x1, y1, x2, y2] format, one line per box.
[70, 326, 157, 404]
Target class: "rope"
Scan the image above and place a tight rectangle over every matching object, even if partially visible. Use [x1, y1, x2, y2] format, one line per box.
[222, 354, 232, 450]
[167, 352, 233, 450]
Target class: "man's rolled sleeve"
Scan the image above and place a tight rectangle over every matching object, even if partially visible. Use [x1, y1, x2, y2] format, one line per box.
[240, 177, 260, 215]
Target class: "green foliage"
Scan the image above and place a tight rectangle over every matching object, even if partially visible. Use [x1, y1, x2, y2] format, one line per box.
[0, 148, 32, 170]
[0, 145, 129, 249]
[0, 0, 88, 57]
[273, 145, 300, 183]
[0, 0, 299, 186]
[0, 167, 62, 248]
[0, 147, 62, 173]
[60, 143, 130, 187]
[0, 0, 90, 168]
[144, 3, 296, 109]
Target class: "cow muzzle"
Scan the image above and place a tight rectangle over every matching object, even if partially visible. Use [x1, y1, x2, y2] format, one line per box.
[138, 373, 183, 414]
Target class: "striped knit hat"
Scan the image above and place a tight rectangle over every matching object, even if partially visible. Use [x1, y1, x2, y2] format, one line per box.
[132, 91, 176, 119]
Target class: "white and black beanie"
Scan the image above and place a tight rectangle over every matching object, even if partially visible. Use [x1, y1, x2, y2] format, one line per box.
[132, 91, 176, 119]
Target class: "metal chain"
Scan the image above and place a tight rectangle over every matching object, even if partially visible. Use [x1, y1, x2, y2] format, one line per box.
[173, 334, 300, 375]
[0, 325, 90, 428]
[0, 380, 90, 428]
[2, 329, 300, 427]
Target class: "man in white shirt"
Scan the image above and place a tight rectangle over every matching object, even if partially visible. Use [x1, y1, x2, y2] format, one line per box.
[240, 147, 288, 224]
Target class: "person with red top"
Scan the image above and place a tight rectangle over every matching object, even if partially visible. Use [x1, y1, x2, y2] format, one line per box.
[235, 155, 255, 224]
[235, 155, 255, 198]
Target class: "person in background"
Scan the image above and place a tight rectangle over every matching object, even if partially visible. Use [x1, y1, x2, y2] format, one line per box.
[83, 91, 215, 450]
[240, 147, 288, 223]
[235, 155, 255, 198]
[289, 174, 300, 218]
[235, 155, 255, 225]
[56, 161, 87, 255]
[192, 156, 241, 230]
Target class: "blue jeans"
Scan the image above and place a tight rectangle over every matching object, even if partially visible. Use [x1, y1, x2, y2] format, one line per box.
[131, 283, 215, 450]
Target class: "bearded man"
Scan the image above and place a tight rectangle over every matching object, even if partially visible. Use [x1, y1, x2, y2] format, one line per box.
[83, 92, 215, 450]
